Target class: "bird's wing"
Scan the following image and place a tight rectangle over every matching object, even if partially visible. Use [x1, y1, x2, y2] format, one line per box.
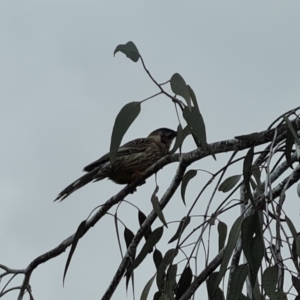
[83, 138, 154, 172]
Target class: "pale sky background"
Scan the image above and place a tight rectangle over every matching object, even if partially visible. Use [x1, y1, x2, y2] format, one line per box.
[1, 1, 300, 300]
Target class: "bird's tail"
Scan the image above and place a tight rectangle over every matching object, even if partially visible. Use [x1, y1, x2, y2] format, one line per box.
[54, 169, 99, 201]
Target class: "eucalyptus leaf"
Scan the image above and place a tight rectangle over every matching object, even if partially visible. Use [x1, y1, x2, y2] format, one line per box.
[218, 175, 241, 193]
[170, 73, 191, 110]
[114, 41, 140, 62]
[110, 101, 141, 163]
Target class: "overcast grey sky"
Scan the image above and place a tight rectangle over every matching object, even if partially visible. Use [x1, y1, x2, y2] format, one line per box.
[0, 1, 300, 299]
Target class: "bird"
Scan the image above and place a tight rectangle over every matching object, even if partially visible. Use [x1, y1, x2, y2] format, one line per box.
[54, 127, 177, 201]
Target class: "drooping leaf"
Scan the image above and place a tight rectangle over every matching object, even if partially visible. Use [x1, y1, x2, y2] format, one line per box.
[153, 249, 163, 270]
[218, 221, 227, 251]
[165, 264, 178, 296]
[151, 191, 167, 228]
[170, 124, 183, 154]
[175, 265, 193, 300]
[207, 272, 225, 300]
[227, 264, 248, 300]
[243, 147, 254, 204]
[124, 227, 135, 249]
[168, 216, 191, 243]
[113, 41, 140, 62]
[218, 175, 241, 193]
[252, 279, 262, 300]
[156, 249, 178, 291]
[262, 266, 278, 299]
[187, 85, 199, 110]
[128, 226, 164, 273]
[170, 73, 191, 110]
[140, 274, 156, 300]
[183, 106, 207, 151]
[181, 170, 197, 205]
[292, 239, 298, 263]
[285, 216, 297, 238]
[296, 234, 300, 258]
[63, 220, 86, 285]
[110, 101, 141, 163]
[251, 165, 261, 191]
[213, 215, 243, 293]
[249, 235, 264, 286]
[241, 213, 264, 287]
[285, 126, 295, 169]
[284, 116, 300, 145]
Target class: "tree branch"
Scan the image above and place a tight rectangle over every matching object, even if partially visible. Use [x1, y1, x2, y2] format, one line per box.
[1, 119, 294, 300]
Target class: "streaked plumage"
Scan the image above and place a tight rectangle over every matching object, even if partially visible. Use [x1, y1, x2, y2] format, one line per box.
[54, 128, 176, 201]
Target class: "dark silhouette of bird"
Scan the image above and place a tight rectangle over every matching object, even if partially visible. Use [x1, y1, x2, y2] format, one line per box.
[54, 127, 177, 201]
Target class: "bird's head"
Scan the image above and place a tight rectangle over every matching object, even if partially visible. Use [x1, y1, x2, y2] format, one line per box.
[148, 128, 177, 146]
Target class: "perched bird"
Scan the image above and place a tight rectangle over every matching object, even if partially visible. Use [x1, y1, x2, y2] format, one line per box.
[54, 127, 177, 201]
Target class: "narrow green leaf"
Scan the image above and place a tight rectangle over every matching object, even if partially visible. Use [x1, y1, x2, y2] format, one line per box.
[175, 265, 193, 300]
[187, 85, 199, 110]
[183, 106, 207, 151]
[151, 193, 167, 228]
[218, 175, 241, 193]
[207, 272, 225, 300]
[213, 215, 243, 293]
[262, 266, 278, 299]
[156, 249, 178, 291]
[129, 226, 164, 273]
[218, 221, 227, 251]
[292, 275, 300, 295]
[168, 216, 191, 243]
[181, 170, 197, 205]
[153, 249, 163, 270]
[227, 264, 248, 300]
[113, 41, 140, 62]
[296, 234, 300, 258]
[170, 73, 191, 110]
[140, 274, 156, 300]
[252, 279, 263, 300]
[110, 101, 141, 163]
[292, 239, 298, 263]
[249, 235, 264, 286]
[241, 212, 264, 286]
[165, 264, 177, 296]
[285, 126, 295, 169]
[251, 165, 261, 191]
[284, 116, 300, 145]
[170, 124, 183, 154]
[285, 216, 297, 238]
[153, 291, 162, 300]
[63, 220, 86, 285]
[124, 227, 135, 249]
[243, 147, 254, 204]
